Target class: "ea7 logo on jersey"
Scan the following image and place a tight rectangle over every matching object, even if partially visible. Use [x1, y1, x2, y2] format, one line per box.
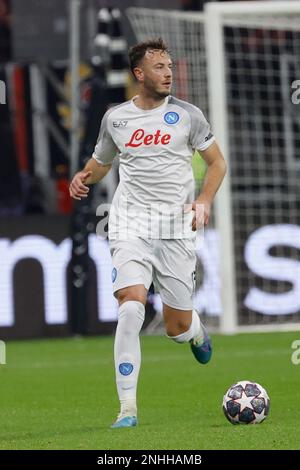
[113, 120, 128, 128]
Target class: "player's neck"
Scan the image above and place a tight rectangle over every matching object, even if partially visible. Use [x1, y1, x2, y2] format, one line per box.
[133, 92, 167, 110]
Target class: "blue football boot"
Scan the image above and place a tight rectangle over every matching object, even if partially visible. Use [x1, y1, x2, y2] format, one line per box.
[111, 415, 138, 429]
[190, 315, 212, 364]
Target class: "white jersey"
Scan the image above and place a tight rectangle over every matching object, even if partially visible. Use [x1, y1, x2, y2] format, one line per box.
[92, 95, 215, 239]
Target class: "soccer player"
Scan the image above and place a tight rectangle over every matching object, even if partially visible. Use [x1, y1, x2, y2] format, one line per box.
[69, 38, 226, 428]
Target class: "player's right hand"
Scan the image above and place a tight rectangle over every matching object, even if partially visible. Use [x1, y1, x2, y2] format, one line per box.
[69, 171, 92, 200]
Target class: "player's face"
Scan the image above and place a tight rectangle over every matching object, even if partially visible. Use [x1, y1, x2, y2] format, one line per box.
[136, 50, 173, 98]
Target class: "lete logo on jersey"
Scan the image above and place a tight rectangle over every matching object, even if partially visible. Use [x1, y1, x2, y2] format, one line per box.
[125, 129, 171, 148]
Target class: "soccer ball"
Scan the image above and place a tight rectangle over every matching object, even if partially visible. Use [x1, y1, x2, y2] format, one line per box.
[222, 380, 270, 424]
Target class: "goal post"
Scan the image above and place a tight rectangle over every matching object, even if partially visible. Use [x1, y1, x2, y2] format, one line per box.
[206, 1, 300, 15]
[204, 4, 237, 334]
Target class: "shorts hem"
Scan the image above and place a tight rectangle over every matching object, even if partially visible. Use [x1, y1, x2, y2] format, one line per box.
[160, 298, 194, 311]
[112, 279, 151, 295]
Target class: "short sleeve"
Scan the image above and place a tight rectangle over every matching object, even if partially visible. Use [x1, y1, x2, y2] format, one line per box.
[189, 106, 215, 151]
[92, 110, 119, 165]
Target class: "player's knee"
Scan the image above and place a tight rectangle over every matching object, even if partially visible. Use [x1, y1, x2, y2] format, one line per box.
[165, 318, 191, 337]
[117, 287, 146, 306]
[117, 292, 146, 305]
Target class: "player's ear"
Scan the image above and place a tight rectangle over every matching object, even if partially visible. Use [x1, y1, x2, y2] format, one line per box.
[133, 67, 144, 83]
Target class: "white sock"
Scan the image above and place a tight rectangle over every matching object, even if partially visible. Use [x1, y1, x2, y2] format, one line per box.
[119, 398, 137, 418]
[167, 309, 204, 345]
[114, 300, 145, 417]
[190, 310, 205, 346]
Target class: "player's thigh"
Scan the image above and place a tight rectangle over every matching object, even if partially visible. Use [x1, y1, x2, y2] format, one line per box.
[109, 238, 153, 302]
[153, 238, 196, 311]
[163, 303, 193, 336]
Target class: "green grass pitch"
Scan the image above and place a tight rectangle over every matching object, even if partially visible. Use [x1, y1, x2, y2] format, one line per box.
[0, 332, 300, 450]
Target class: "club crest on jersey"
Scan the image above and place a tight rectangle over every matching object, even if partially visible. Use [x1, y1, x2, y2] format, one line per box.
[164, 111, 179, 125]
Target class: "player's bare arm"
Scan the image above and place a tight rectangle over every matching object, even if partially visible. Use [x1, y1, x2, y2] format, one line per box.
[69, 158, 111, 201]
[192, 141, 227, 231]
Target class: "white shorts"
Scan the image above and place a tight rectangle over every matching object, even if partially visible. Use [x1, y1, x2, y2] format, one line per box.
[109, 238, 196, 310]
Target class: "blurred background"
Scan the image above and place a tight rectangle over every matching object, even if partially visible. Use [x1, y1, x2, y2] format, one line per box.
[1, 0, 300, 340]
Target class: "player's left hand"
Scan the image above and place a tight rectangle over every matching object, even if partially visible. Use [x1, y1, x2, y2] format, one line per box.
[191, 198, 211, 231]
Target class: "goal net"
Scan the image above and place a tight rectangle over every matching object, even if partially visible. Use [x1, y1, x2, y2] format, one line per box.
[127, 2, 300, 333]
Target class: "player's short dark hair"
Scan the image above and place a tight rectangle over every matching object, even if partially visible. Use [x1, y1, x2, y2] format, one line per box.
[128, 38, 171, 77]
